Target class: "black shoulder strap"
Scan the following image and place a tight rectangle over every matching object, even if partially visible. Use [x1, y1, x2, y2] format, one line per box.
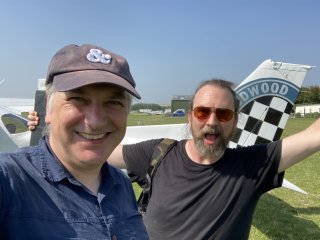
[137, 138, 177, 215]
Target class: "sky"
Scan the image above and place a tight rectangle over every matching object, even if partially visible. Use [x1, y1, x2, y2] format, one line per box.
[0, 0, 319, 105]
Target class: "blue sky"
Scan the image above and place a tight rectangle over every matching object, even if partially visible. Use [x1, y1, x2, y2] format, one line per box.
[0, 0, 319, 104]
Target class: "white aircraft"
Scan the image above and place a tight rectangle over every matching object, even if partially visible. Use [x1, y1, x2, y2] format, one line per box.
[0, 76, 34, 151]
[0, 59, 313, 193]
[0, 77, 35, 151]
[0, 98, 34, 152]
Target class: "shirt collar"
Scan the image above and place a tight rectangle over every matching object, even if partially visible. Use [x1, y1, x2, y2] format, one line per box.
[34, 137, 120, 188]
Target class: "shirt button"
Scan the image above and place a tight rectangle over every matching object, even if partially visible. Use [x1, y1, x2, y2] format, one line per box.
[112, 235, 117, 240]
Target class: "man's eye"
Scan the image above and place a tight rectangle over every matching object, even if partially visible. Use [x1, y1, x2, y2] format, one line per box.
[68, 97, 86, 103]
[106, 100, 124, 107]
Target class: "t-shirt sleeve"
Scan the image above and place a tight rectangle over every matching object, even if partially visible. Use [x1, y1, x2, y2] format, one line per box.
[266, 140, 284, 191]
[123, 139, 163, 184]
[231, 140, 284, 194]
[251, 140, 284, 193]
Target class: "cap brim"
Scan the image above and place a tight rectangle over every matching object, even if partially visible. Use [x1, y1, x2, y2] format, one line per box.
[52, 70, 141, 99]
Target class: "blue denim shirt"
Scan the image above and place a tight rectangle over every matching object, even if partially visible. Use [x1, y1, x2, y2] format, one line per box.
[0, 138, 148, 240]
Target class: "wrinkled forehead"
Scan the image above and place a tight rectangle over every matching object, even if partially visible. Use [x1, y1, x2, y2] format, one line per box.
[67, 83, 126, 94]
[193, 85, 235, 108]
[51, 83, 130, 104]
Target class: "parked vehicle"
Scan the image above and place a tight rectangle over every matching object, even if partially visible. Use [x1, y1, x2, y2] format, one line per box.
[172, 109, 185, 117]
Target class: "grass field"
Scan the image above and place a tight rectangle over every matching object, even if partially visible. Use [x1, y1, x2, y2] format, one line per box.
[128, 114, 320, 240]
[127, 112, 188, 126]
[250, 118, 320, 240]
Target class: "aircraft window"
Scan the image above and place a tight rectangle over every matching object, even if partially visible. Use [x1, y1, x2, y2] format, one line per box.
[1, 113, 28, 134]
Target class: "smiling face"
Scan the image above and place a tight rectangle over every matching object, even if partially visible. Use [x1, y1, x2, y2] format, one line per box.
[45, 83, 130, 172]
[188, 84, 237, 159]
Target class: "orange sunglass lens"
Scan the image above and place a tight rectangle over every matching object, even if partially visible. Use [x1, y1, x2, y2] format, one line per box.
[216, 109, 234, 122]
[193, 107, 234, 122]
[193, 107, 209, 120]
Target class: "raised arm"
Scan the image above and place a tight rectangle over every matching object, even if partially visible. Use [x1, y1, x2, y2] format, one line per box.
[108, 145, 127, 169]
[279, 118, 320, 173]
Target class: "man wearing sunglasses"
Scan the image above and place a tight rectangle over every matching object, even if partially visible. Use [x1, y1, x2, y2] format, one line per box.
[28, 79, 320, 240]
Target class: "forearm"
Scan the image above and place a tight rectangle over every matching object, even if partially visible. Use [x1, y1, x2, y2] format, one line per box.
[279, 118, 320, 172]
[107, 145, 127, 169]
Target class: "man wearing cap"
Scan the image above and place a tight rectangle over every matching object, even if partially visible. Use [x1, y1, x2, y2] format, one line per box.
[0, 44, 148, 239]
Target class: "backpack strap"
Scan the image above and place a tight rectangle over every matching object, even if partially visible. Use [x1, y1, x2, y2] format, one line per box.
[137, 138, 177, 215]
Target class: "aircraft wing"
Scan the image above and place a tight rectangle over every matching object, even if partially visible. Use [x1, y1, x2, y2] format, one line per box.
[0, 80, 34, 151]
[122, 123, 190, 144]
[0, 112, 20, 152]
[0, 99, 33, 152]
[0, 98, 34, 114]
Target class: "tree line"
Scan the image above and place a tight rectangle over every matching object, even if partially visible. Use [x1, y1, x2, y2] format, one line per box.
[295, 85, 320, 104]
[131, 103, 164, 111]
[131, 85, 319, 110]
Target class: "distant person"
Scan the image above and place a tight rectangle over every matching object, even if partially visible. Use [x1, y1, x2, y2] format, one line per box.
[28, 79, 320, 239]
[0, 44, 148, 239]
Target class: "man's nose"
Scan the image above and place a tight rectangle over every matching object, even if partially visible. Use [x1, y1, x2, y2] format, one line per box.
[206, 111, 219, 126]
[84, 104, 107, 129]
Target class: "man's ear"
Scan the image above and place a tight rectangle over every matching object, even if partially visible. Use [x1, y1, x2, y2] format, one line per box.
[45, 114, 51, 125]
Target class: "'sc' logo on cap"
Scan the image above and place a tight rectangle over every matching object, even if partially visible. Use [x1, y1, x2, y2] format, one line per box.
[87, 49, 112, 64]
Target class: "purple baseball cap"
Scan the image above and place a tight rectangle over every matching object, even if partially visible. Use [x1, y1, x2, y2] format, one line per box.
[45, 44, 141, 99]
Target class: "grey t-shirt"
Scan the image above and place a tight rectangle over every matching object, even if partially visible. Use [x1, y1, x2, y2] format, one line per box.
[123, 139, 284, 240]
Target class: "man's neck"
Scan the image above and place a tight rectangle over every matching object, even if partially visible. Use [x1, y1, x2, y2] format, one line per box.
[73, 170, 101, 195]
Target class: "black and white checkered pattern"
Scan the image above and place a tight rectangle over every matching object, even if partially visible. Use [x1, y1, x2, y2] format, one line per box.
[229, 96, 292, 148]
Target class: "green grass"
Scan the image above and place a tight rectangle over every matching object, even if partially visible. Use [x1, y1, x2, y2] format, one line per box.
[127, 112, 188, 126]
[128, 115, 320, 239]
[250, 118, 320, 240]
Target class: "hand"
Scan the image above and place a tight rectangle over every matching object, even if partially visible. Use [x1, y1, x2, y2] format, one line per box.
[27, 110, 39, 131]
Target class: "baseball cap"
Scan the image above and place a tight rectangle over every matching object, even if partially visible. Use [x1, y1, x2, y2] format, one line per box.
[45, 44, 141, 99]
